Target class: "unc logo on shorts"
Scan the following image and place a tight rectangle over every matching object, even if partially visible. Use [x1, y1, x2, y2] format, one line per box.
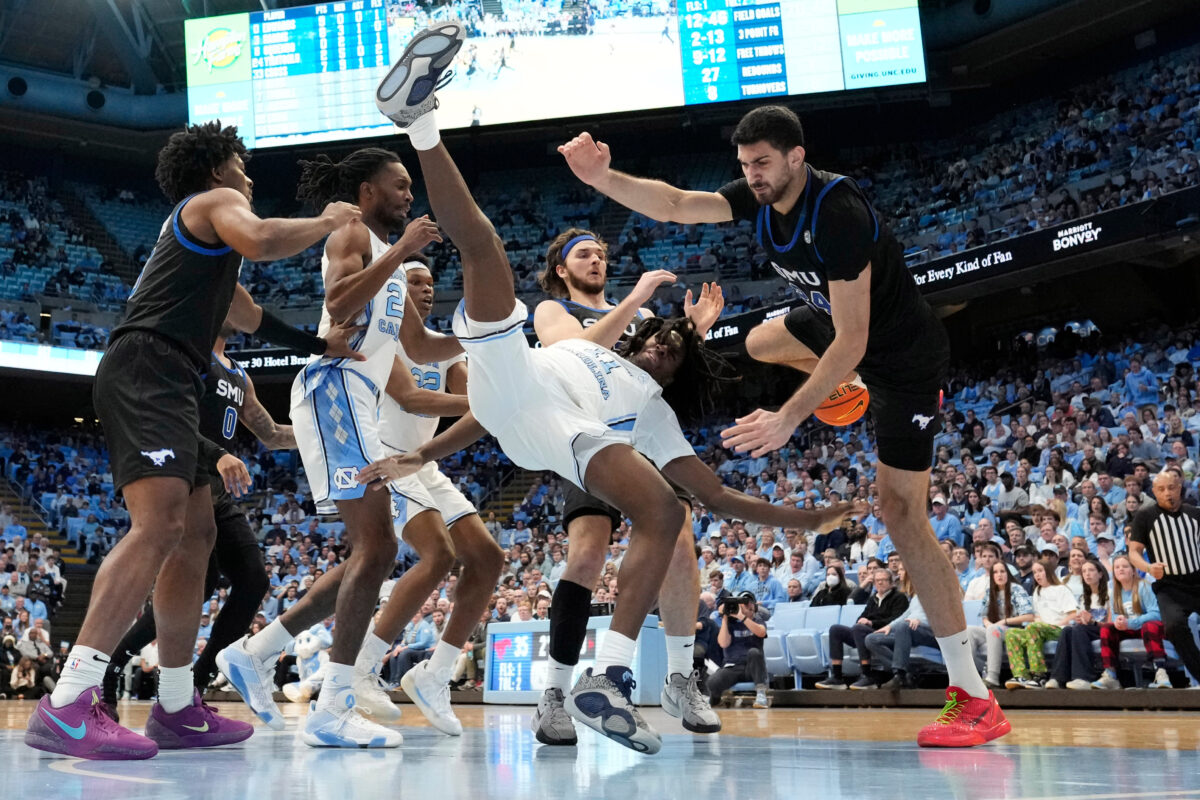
[911, 414, 935, 430]
[140, 448, 176, 467]
[333, 467, 359, 490]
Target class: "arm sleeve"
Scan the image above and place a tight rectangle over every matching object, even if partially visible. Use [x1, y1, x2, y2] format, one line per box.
[812, 184, 876, 281]
[716, 179, 760, 223]
[1128, 583, 1161, 628]
[196, 436, 229, 470]
[256, 309, 327, 355]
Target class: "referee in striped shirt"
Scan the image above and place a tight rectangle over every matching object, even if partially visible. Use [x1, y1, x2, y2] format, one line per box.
[1128, 470, 1200, 684]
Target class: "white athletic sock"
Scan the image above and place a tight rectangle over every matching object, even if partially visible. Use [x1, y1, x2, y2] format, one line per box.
[246, 618, 293, 662]
[937, 632, 990, 698]
[158, 665, 195, 714]
[406, 110, 440, 151]
[595, 631, 637, 674]
[355, 633, 391, 676]
[545, 657, 575, 693]
[427, 638, 459, 677]
[316, 662, 356, 712]
[665, 635, 695, 678]
[50, 646, 109, 707]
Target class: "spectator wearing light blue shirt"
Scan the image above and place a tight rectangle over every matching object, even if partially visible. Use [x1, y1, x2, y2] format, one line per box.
[929, 495, 964, 547]
[726, 555, 756, 595]
[751, 560, 787, 611]
[951, 546, 980, 592]
[1123, 358, 1159, 407]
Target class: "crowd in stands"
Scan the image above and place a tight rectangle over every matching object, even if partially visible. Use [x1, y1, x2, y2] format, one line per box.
[4, 309, 1200, 699]
[3, 40, 1196, 354]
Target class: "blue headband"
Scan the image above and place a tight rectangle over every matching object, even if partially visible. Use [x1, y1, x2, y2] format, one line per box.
[561, 234, 598, 260]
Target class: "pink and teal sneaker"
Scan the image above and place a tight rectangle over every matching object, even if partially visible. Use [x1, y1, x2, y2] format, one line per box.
[25, 686, 158, 760]
[145, 690, 254, 749]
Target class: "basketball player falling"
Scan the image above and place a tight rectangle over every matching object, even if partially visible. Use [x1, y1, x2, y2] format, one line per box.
[362, 22, 859, 755]
[559, 107, 1009, 747]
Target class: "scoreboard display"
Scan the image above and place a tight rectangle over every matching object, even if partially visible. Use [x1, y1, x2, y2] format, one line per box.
[185, 0, 925, 149]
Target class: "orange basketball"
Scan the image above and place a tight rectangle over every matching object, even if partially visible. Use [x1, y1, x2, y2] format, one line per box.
[814, 382, 869, 426]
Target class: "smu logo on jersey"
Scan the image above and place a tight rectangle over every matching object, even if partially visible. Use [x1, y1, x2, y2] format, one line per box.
[141, 448, 176, 467]
[772, 262, 832, 315]
[215, 378, 244, 405]
[581, 316, 639, 337]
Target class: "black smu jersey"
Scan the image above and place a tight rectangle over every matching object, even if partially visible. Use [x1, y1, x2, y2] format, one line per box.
[718, 165, 936, 361]
[556, 300, 646, 345]
[112, 193, 243, 369]
[199, 354, 248, 446]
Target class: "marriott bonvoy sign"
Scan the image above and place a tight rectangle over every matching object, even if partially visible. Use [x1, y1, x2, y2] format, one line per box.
[910, 185, 1197, 293]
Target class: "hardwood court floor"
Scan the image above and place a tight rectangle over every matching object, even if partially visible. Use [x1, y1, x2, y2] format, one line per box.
[2, 701, 1199, 800]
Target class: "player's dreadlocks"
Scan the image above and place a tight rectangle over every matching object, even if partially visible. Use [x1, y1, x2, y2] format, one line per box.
[296, 147, 403, 209]
[155, 120, 249, 204]
[620, 316, 739, 425]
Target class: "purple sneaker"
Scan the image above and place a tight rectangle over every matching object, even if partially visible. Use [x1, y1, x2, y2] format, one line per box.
[145, 690, 254, 749]
[25, 686, 158, 760]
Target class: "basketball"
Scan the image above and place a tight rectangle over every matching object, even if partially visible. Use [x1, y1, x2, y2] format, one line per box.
[814, 382, 869, 426]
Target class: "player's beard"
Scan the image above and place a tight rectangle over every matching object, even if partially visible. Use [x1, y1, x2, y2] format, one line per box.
[565, 268, 605, 297]
[753, 168, 798, 206]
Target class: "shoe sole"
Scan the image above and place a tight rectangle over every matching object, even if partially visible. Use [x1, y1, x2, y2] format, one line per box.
[533, 716, 578, 746]
[301, 730, 402, 749]
[376, 23, 465, 117]
[216, 649, 286, 731]
[661, 688, 722, 734]
[565, 690, 661, 755]
[400, 670, 462, 736]
[918, 716, 1012, 748]
[145, 720, 254, 750]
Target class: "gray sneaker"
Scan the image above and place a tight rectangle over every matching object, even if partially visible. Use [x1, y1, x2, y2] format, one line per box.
[531, 688, 577, 746]
[375, 22, 465, 127]
[564, 667, 661, 754]
[661, 671, 721, 734]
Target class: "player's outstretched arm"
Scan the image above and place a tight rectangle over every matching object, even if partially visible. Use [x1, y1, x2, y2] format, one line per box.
[682, 282, 725, 339]
[721, 268, 871, 457]
[558, 132, 733, 224]
[241, 374, 296, 450]
[198, 187, 360, 263]
[357, 412, 487, 489]
[399, 293, 463, 364]
[384, 355, 470, 417]
[533, 269, 676, 348]
[662, 455, 860, 531]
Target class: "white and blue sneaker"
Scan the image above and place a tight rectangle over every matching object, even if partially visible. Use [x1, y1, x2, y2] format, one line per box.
[375, 22, 465, 127]
[1148, 668, 1173, 689]
[401, 661, 461, 736]
[564, 666, 661, 755]
[301, 699, 403, 749]
[216, 636, 286, 731]
[354, 667, 402, 723]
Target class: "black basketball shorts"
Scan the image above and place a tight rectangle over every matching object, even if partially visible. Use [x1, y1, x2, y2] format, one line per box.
[93, 331, 204, 492]
[782, 306, 950, 472]
[562, 477, 693, 532]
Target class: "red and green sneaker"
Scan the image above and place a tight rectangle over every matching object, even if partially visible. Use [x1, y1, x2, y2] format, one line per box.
[917, 687, 1011, 747]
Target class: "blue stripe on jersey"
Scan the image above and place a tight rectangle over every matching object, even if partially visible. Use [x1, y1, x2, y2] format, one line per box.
[606, 417, 637, 432]
[339, 370, 371, 463]
[757, 164, 812, 254]
[559, 299, 616, 314]
[810, 177, 847, 264]
[172, 195, 233, 256]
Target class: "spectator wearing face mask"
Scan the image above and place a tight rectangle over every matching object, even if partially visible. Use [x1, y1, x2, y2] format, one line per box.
[809, 564, 852, 607]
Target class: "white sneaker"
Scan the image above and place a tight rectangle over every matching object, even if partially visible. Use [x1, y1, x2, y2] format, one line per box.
[283, 681, 316, 704]
[375, 22, 465, 127]
[302, 703, 402, 748]
[401, 661, 461, 736]
[1066, 679, 1093, 690]
[216, 636, 286, 730]
[661, 671, 721, 733]
[1043, 678, 1061, 689]
[1148, 668, 1172, 689]
[1091, 672, 1122, 690]
[354, 670, 402, 723]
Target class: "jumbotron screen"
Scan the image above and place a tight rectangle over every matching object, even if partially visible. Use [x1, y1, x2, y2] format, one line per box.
[184, 0, 926, 150]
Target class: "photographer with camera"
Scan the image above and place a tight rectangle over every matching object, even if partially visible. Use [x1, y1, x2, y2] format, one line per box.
[706, 592, 771, 709]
